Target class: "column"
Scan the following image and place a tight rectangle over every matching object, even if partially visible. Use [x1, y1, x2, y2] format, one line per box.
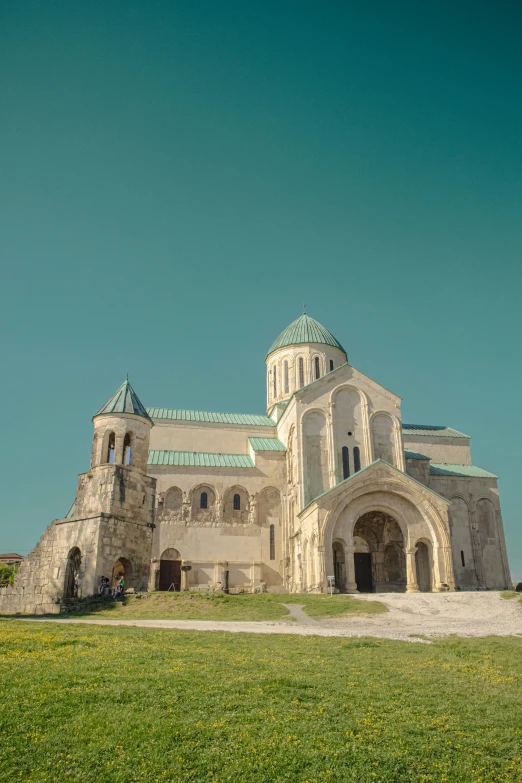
[406, 549, 419, 593]
[344, 544, 358, 593]
[317, 546, 326, 593]
[180, 561, 191, 591]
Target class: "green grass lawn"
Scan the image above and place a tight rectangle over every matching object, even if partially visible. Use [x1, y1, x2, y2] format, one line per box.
[500, 591, 519, 600]
[60, 591, 388, 621]
[1, 622, 521, 783]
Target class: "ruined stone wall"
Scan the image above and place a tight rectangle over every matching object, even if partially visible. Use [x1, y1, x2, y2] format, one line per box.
[0, 517, 100, 615]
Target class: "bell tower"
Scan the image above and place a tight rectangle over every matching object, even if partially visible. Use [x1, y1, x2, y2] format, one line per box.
[0, 379, 157, 614]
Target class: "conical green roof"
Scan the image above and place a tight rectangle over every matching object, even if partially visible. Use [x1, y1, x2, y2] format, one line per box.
[94, 379, 153, 423]
[267, 314, 346, 358]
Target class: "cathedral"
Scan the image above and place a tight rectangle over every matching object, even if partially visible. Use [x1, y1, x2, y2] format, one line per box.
[0, 314, 511, 614]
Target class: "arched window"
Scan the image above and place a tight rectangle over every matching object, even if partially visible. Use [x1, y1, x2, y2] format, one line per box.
[353, 446, 361, 473]
[233, 493, 241, 511]
[461, 550, 466, 567]
[200, 492, 208, 509]
[329, 359, 334, 372]
[314, 356, 320, 380]
[107, 432, 115, 464]
[298, 357, 304, 388]
[269, 524, 275, 560]
[342, 446, 350, 479]
[284, 361, 289, 394]
[273, 365, 277, 398]
[123, 433, 131, 465]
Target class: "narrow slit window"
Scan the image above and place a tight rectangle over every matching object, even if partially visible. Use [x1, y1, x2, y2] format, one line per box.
[353, 446, 361, 473]
[298, 357, 304, 388]
[342, 446, 350, 479]
[329, 359, 334, 372]
[460, 550, 465, 567]
[284, 360, 289, 394]
[273, 365, 277, 398]
[269, 524, 275, 560]
[107, 432, 116, 464]
[123, 433, 131, 465]
[233, 493, 241, 511]
[314, 356, 320, 380]
[200, 492, 208, 509]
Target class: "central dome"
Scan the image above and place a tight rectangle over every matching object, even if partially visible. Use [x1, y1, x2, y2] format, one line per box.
[267, 314, 346, 358]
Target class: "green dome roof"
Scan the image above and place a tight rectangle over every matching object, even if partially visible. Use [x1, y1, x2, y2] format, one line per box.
[267, 314, 346, 358]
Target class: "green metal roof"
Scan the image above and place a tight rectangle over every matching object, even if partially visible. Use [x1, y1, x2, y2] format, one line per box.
[429, 463, 497, 478]
[402, 424, 470, 439]
[267, 314, 346, 358]
[248, 437, 287, 452]
[146, 408, 275, 426]
[404, 449, 430, 460]
[148, 451, 255, 468]
[95, 379, 152, 423]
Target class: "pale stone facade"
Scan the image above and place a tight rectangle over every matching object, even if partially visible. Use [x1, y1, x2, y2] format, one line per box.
[0, 314, 511, 614]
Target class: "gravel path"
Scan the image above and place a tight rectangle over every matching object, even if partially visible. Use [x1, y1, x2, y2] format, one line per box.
[17, 592, 522, 643]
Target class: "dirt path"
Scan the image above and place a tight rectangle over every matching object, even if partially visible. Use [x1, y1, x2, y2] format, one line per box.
[17, 592, 522, 643]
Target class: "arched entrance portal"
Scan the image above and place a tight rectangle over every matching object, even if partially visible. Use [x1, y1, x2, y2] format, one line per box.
[415, 542, 431, 592]
[352, 511, 406, 592]
[112, 557, 133, 591]
[63, 547, 81, 599]
[159, 548, 181, 591]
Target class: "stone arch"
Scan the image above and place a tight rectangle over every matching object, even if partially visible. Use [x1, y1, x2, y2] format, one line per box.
[63, 546, 81, 599]
[165, 486, 183, 511]
[223, 485, 250, 524]
[122, 431, 133, 465]
[332, 540, 346, 591]
[448, 495, 478, 588]
[475, 497, 505, 588]
[102, 430, 116, 465]
[112, 556, 133, 590]
[311, 353, 323, 381]
[295, 353, 307, 389]
[322, 482, 453, 591]
[352, 511, 406, 592]
[258, 487, 281, 527]
[415, 540, 432, 592]
[370, 411, 396, 466]
[159, 548, 181, 591]
[190, 484, 217, 520]
[302, 408, 330, 505]
[332, 386, 363, 482]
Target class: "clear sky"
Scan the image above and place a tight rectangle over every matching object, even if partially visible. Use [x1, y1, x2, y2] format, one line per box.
[1, 1, 520, 577]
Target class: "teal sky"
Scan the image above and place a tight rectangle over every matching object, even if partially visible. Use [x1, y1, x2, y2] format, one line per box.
[1, 1, 521, 577]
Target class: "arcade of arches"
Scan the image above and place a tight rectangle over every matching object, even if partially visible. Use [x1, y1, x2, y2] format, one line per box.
[333, 511, 432, 593]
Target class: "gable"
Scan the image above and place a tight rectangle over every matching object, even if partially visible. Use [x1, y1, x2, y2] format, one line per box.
[298, 458, 450, 516]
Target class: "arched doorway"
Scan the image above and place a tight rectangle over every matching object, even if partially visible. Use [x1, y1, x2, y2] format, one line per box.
[159, 548, 181, 591]
[332, 541, 346, 592]
[415, 542, 431, 592]
[63, 547, 81, 599]
[353, 511, 406, 592]
[112, 557, 133, 591]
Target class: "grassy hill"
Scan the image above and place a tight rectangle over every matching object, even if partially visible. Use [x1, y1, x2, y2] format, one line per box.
[64, 591, 388, 621]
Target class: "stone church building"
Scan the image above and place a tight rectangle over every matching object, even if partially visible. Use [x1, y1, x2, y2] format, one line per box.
[0, 314, 511, 614]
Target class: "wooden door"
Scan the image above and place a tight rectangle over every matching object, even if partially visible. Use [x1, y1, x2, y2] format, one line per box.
[354, 553, 373, 592]
[159, 560, 181, 591]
